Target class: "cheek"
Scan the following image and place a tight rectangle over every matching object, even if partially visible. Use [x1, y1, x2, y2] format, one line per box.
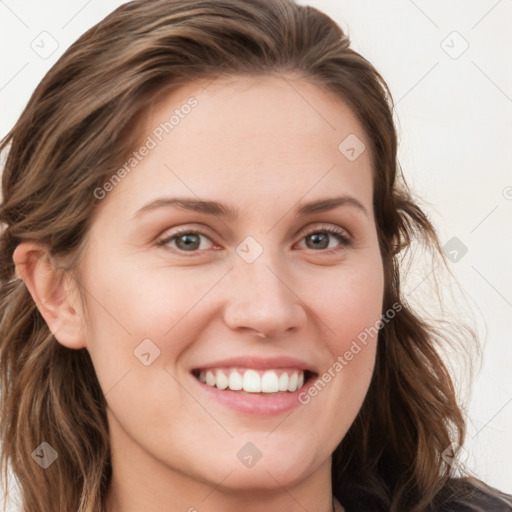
[303, 270, 383, 437]
[304, 253, 384, 409]
[79, 262, 200, 385]
[84, 258, 210, 337]
[315, 256, 385, 353]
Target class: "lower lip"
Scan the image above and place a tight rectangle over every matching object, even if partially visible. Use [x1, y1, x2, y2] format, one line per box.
[191, 374, 312, 415]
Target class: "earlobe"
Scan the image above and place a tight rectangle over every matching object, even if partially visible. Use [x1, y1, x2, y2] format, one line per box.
[12, 241, 87, 350]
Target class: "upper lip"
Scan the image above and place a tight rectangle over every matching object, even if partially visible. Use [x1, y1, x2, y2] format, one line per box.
[192, 356, 318, 374]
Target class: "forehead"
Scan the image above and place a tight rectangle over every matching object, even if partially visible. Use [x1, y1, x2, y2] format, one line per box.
[99, 74, 374, 221]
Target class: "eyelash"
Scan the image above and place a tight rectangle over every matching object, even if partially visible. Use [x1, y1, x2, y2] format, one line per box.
[156, 224, 352, 256]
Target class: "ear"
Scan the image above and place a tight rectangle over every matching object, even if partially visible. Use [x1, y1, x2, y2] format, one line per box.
[13, 241, 87, 349]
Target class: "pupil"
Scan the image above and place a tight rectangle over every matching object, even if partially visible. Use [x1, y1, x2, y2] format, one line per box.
[308, 233, 328, 249]
[178, 234, 199, 250]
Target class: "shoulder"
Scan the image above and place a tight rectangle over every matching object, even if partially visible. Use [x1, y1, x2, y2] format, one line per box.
[434, 477, 512, 511]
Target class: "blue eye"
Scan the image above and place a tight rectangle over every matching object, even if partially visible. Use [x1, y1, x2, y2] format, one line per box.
[298, 226, 352, 253]
[156, 224, 352, 255]
[157, 229, 215, 253]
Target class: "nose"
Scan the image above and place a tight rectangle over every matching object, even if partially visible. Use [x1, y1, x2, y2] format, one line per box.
[222, 251, 307, 339]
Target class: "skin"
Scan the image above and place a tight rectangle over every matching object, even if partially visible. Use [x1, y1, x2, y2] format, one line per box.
[14, 74, 384, 512]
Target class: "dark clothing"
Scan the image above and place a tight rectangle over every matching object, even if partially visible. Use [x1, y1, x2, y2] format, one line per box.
[435, 483, 512, 511]
[338, 478, 512, 511]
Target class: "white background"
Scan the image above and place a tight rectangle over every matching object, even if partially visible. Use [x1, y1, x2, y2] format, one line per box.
[1, 0, 511, 507]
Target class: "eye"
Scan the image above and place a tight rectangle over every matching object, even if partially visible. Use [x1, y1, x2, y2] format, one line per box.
[156, 228, 217, 254]
[297, 224, 352, 254]
[156, 224, 352, 256]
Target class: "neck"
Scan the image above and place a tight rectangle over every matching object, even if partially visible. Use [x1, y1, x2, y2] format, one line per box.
[105, 423, 337, 512]
[106, 476, 336, 512]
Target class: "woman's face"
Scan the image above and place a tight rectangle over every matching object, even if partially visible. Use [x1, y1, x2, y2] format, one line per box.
[77, 75, 384, 495]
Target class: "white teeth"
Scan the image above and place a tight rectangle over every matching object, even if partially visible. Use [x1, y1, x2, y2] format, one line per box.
[278, 372, 289, 391]
[228, 370, 243, 391]
[197, 368, 306, 393]
[205, 370, 215, 387]
[243, 369, 261, 392]
[215, 369, 229, 390]
[261, 370, 279, 393]
[288, 371, 298, 392]
[297, 371, 304, 389]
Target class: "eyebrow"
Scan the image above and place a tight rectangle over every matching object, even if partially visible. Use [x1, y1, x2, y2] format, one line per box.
[133, 195, 368, 219]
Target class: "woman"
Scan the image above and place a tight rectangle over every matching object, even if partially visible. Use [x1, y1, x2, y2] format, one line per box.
[0, 1, 510, 511]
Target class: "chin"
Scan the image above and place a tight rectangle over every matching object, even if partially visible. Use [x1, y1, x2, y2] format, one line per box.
[191, 439, 324, 491]
[216, 460, 314, 491]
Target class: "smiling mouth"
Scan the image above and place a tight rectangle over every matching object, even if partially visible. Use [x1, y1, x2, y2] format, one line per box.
[191, 367, 316, 394]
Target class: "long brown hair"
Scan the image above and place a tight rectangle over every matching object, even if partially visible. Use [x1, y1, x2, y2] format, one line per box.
[0, 1, 509, 511]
